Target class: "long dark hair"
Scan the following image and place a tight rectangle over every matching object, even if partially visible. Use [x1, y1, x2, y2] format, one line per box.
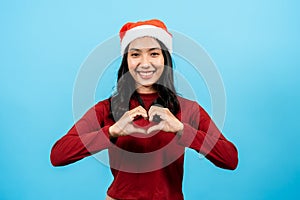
[110, 39, 180, 121]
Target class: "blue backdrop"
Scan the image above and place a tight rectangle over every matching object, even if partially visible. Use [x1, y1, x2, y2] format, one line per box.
[1, 0, 299, 199]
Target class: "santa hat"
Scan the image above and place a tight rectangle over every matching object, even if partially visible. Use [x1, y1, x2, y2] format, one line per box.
[119, 19, 172, 55]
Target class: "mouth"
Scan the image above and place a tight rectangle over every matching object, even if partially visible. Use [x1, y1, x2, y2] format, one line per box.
[136, 70, 156, 79]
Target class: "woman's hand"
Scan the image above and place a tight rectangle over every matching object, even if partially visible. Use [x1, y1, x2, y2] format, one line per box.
[109, 106, 148, 137]
[147, 105, 183, 134]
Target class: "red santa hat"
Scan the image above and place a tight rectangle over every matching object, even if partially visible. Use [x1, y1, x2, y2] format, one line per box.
[119, 19, 172, 55]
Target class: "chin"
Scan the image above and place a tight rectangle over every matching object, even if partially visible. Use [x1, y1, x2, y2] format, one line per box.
[141, 79, 158, 85]
[136, 80, 157, 88]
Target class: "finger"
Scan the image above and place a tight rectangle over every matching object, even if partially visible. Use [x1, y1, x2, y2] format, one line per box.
[132, 105, 146, 112]
[127, 125, 146, 134]
[147, 122, 164, 134]
[127, 111, 147, 121]
[117, 124, 147, 135]
[149, 107, 168, 122]
[135, 105, 148, 114]
[148, 105, 163, 121]
[131, 106, 148, 118]
[129, 112, 148, 121]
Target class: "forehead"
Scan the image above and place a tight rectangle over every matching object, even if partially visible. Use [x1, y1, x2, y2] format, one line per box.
[128, 37, 161, 50]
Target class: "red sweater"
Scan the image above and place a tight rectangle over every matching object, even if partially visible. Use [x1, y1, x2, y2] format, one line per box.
[50, 93, 238, 199]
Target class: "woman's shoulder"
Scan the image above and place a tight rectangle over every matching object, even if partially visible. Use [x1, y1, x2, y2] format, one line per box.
[176, 95, 199, 107]
[176, 95, 208, 114]
[96, 97, 111, 105]
[93, 98, 111, 112]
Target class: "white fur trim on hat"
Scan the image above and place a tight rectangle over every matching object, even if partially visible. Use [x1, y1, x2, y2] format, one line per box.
[120, 25, 172, 55]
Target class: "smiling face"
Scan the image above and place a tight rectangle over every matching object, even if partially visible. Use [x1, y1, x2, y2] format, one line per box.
[127, 37, 165, 94]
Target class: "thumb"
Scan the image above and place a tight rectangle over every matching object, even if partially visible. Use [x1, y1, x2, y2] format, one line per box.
[128, 125, 147, 134]
[147, 123, 164, 134]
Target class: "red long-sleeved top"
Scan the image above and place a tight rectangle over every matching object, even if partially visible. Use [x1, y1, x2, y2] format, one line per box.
[50, 93, 238, 199]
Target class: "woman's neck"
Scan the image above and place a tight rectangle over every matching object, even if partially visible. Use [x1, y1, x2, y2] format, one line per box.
[136, 85, 157, 94]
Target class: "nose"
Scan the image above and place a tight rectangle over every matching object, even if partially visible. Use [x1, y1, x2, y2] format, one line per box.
[140, 54, 151, 68]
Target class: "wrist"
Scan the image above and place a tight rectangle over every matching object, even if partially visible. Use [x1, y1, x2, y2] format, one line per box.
[109, 125, 118, 138]
[176, 122, 184, 137]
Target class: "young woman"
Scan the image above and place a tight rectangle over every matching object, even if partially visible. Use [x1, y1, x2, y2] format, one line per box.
[50, 19, 238, 200]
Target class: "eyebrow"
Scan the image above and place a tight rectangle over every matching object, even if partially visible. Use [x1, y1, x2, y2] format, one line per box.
[128, 47, 161, 52]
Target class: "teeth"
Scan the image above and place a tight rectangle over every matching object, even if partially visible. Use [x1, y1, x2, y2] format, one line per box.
[139, 71, 153, 76]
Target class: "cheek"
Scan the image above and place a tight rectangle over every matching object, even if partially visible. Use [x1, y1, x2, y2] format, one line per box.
[127, 58, 137, 71]
[158, 66, 165, 76]
[157, 57, 165, 71]
[155, 56, 164, 66]
[127, 61, 137, 78]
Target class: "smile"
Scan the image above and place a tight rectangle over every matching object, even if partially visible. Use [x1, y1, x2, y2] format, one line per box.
[136, 70, 156, 79]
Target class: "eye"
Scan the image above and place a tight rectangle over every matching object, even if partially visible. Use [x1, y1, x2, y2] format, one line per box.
[130, 52, 140, 57]
[150, 52, 160, 57]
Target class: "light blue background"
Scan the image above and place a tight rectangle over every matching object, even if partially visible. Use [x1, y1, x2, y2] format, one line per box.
[1, 0, 299, 199]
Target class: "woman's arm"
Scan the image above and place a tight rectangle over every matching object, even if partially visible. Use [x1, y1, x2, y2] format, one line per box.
[50, 101, 113, 166]
[177, 102, 238, 170]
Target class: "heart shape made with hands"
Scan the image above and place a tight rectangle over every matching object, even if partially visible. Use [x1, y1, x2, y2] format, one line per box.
[124, 103, 165, 135]
[131, 114, 163, 135]
[111, 104, 179, 137]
